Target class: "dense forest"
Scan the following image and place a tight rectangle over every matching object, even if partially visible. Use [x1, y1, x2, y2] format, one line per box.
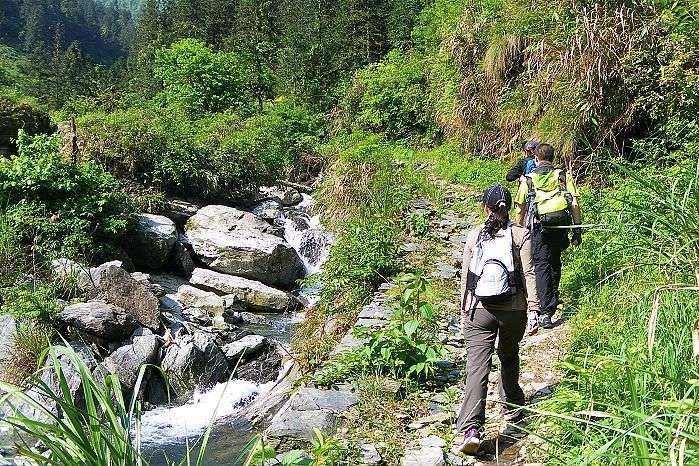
[0, 0, 697, 463]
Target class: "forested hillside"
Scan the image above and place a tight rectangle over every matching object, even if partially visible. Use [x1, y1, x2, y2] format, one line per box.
[0, 0, 697, 464]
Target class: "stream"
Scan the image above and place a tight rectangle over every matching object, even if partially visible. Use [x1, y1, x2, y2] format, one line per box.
[141, 193, 332, 465]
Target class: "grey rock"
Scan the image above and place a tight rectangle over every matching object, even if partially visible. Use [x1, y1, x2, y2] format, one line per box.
[432, 264, 459, 279]
[103, 329, 160, 392]
[190, 268, 292, 313]
[357, 303, 394, 320]
[89, 263, 161, 330]
[175, 285, 240, 320]
[266, 409, 337, 440]
[222, 335, 267, 362]
[289, 388, 358, 413]
[281, 188, 303, 207]
[186, 206, 305, 288]
[251, 199, 284, 222]
[360, 443, 382, 465]
[160, 332, 229, 400]
[58, 302, 137, 341]
[171, 239, 195, 277]
[124, 214, 178, 270]
[401, 446, 445, 466]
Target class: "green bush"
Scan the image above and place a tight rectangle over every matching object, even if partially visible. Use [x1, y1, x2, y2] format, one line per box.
[77, 101, 323, 202]
[315, 274, 445, 385]
[0, 131, 134, 260]
[340, 51, 436, 140]
[154, 39, 261, 117]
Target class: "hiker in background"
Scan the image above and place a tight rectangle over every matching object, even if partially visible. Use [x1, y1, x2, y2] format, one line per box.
[452, 185, 539, 456]
[515, 144, 582, 332]
[505, 140, 539, 183]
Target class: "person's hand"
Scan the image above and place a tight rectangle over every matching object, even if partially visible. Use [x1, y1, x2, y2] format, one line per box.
[571, 228, 582, 246]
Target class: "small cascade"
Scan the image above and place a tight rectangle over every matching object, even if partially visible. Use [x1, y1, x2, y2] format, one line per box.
[280, 194, 333, 307]
[139, 380, 275, 447]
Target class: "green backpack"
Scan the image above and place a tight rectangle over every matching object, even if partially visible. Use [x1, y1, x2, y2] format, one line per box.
[525, 169, 572, 226]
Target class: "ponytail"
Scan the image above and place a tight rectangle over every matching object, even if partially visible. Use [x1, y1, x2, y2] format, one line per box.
[479, 184, 512, 241]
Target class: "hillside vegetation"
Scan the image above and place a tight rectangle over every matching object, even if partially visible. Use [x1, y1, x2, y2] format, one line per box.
[0, 0, 697, 463]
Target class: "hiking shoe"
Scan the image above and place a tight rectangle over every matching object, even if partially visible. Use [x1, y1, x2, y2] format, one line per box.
[451, 427, 481, 455]
[526, 313, 539, 335]
[538, 314, 554, 329]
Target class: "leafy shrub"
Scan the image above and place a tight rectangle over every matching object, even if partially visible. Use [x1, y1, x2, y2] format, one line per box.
[317, 132, 418, 225]
[340, 51, 436, 141]
[154, 39, 261, 117]
[319, 217, 402, 313]
[77, 101, 323, 202]
[315, 274, 445, 385]
[0, 96, 53, 153]
[0, 131, 134, 259]
[1, 287, 59, 320]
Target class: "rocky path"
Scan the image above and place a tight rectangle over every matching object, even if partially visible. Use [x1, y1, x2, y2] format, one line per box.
[403, 184, 570, 465]
[262, 181, 570, 465]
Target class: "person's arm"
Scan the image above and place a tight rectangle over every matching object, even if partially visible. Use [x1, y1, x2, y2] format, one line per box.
[519, 231, 540, 313]
[506, 158, 526, 182]
[460, 230, 477, 332]
[514, 180, 528, 226]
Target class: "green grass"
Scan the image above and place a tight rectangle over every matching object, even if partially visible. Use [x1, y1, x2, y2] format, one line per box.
[526, 160, 699, 464]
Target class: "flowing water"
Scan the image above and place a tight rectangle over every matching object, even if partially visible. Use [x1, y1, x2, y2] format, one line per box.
[143, 193, 332, 465]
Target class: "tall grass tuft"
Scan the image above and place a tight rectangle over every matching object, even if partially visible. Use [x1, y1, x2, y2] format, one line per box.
[0, 344, 222, 466]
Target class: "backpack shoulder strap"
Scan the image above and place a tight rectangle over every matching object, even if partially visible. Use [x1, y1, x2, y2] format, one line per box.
[525, 175, 535, 194]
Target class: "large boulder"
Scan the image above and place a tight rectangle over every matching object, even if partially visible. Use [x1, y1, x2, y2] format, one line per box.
[57, 302, 138, 341]
[171, 234, 195, 277]
[175, 285, 242, 318]
[102, 328, 160, 392]
[222, 335, 267, 362]
[186, 206, 305, 288]
[189, 268, 292, 313]
[124, 214, 178, 270]
[160, 332, 230, 400]
[90, 263, 161, 331]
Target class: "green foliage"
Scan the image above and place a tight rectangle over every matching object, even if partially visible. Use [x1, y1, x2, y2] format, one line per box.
[534, 159, 699, 463]
[0, 131, 134, 259]
[1, 287, 59, 320]
[245, 430, 346, 465]
[77, 101, 323, 202]
[154, 39, 261, 116]
[341, 51, 437, 140]
[320, 217, 401, 314]
[315, 274, 445, 385]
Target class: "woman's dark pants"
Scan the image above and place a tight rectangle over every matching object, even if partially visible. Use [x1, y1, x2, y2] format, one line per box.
[456, 307, 526, 433]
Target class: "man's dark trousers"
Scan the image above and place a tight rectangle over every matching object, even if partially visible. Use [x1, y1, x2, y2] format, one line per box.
[531, 223, 569, 317]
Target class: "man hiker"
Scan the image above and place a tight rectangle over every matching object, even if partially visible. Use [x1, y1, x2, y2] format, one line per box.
[505, 140, 539, 182]
[452, 185, 540, 455]
[515, 143, 582, 332]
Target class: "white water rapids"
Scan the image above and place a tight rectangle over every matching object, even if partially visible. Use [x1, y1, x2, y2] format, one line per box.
[140, 191, 332, 462]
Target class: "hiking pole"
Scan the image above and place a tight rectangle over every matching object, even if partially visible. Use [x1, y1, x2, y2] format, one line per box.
[543, 224, 606, 229]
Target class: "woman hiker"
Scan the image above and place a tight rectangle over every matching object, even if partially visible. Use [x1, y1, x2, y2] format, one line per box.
[452, 184, 540, 455]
